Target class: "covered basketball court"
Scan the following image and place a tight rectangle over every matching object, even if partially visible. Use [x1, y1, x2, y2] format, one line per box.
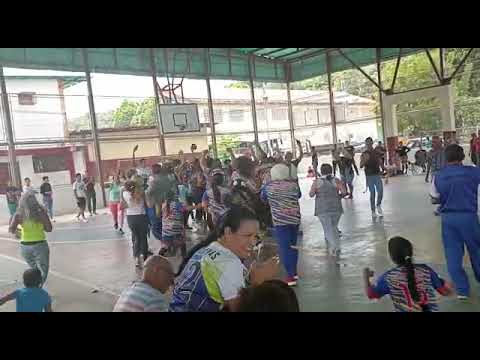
[1, 48, 473, 201]
[0, 48, 478, 312]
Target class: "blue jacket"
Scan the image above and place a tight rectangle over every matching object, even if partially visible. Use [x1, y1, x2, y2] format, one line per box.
[432, 164, 480, 213]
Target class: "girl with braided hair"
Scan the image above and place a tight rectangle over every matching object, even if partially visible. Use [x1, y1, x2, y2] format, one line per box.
[363, 237, 453, 312]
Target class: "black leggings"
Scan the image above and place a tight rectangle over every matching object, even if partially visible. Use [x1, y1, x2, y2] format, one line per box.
[127, 214, 149, 258]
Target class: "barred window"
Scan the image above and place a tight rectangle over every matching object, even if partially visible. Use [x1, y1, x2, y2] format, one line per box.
[33, 155, 67, 173]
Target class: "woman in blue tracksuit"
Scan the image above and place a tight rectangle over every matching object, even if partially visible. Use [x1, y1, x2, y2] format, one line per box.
[430, 144, 480, 300]
[261, 163, 301, 287]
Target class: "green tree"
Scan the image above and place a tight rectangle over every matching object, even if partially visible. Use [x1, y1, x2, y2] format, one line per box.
[226, 82, 249, 89]
[111, 99, 156, 128]
[216, 135, 241, 161]
[111, 100, 138, 127]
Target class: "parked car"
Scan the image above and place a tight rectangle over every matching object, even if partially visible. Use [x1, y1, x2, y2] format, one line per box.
[353, 139, 381, 153]
[406, 138, 432, 164]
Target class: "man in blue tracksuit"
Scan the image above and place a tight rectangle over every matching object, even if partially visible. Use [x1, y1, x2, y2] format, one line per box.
[430, 144, 480, 299]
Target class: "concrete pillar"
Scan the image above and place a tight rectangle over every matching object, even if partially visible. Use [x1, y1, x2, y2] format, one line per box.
[382, 84, 455, 138]
[382, 93, 398, 138]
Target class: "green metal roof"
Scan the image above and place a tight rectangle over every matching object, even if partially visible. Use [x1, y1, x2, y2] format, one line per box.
[0, 48, 422, 83]
[3, 75, 85, 88]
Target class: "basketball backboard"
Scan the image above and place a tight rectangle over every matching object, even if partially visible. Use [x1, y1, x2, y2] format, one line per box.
[159, 103, 200, 134]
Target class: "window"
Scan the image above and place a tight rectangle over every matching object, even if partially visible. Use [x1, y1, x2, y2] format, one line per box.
[318, 108, 331, 124]
[257, 107, 267, 122]
[334, 105, 346, 122]
[293, 110, 306, 127]
[306, 109, 318, 125]
[271, 108, 287, 121]
[203, 109, 223, 124]
[229, 109, 245, 122]
[18, 92, 37, 106]
[32, 155, 68, 173]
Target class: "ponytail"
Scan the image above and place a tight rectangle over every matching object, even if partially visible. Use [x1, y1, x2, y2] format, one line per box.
[212, 173, 224, 204]
[176, 231, 217, 277]
[404, 256, 420, 302]
[176, 205, 258, 276]
[388, 236, 422, 305]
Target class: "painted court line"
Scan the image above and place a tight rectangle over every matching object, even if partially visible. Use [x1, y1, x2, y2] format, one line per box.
[0, 236, 128, 245]
[0, 252, 120, 297]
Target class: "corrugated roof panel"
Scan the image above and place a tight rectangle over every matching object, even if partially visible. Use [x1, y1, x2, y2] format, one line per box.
[0, 48, 426, 83]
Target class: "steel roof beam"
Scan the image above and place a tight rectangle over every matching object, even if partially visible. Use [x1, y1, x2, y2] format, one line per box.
[447, 48, 474, 82]
[335, 49, 381, 90]
[247, 48, 265, 54]
[288, 48, 332, 63]
[439, 48, 445, 79]
[259, 48, 289, 57]
[424, 48, 442, 83]
[274, 48, 313, 60]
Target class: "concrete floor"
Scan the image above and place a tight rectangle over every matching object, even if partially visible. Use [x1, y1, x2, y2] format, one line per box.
[1, 170, 479, 312]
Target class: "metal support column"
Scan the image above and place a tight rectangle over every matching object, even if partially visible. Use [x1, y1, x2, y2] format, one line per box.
[206, 77, 218, 157]
[376, 48, 386, 144]
[326, 51, 337, 145]
[248, 55, 259, 144]
[286, 64, 296, 157]
[205, 48, 218, 158]
[81, 48, 107, 207]
[148, 48, 167, 156]
[0, 65, 19, 186]
[439, 47, 445, 81]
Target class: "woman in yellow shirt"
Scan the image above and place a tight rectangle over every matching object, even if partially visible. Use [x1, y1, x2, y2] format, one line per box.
[9, 191, 52, 286]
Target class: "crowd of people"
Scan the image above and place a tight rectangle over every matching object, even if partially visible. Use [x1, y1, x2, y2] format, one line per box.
[2, 133, 480, 312]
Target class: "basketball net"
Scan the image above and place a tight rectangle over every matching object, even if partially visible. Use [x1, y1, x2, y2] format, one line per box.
[157, 80, 185, 104]
[156, 48, 187, 105]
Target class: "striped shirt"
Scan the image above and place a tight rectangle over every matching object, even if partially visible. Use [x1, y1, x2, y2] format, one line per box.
[113, 282, 167, 312]
[367, 264, 448, 312]
[202, 186, 231, 224]
[162, 201, 186, 238]
[261, 180, 301, 226]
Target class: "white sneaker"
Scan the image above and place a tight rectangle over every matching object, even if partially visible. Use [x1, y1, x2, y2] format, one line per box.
[372, 211, 377, 218]
[457, 295, 469, 300]
[376, 206, 384, 217]
[82, 218, 88, 223]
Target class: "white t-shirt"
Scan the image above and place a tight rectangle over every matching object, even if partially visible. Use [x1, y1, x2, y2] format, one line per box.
[202, 241, 247, 302]
[170, 241, 248, 312]
[73, 181, 86, 198]
[122, 190, 145, 216]
[23, 185, 36, 193]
